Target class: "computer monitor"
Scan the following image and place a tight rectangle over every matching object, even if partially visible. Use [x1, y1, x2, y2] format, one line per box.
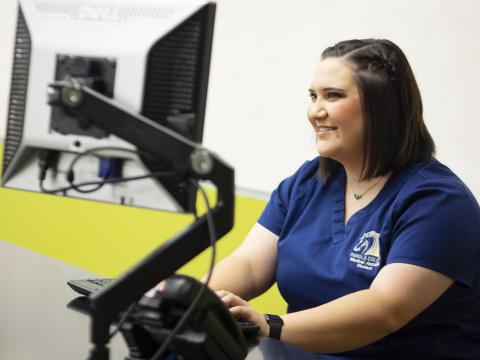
[2, 1, 241, 358]
[2, 0, 216, 213]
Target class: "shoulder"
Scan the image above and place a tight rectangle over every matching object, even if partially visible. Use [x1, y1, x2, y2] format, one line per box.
[284, 156, 325, 200]
[291, 156, 321, 186]
[396, 159, 478, 211]
[280, 156, 320, 188]
[258, 157, 323, 235]
[387, 159, 480, 286]
[265, 156, 323, 208]
[392, 158, 480, 233]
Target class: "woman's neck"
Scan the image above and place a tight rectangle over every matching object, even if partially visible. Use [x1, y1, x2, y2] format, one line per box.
[341, 159, 390, 196]
[341, 160, 391, 224]
[342, 159, 367, 185]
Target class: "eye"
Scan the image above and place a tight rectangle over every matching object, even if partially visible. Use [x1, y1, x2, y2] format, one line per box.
[326, 92, 343, 100]
[308, 91, 317, 102]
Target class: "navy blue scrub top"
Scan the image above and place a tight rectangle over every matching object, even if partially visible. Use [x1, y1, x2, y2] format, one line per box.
[258, 157, 480, 359]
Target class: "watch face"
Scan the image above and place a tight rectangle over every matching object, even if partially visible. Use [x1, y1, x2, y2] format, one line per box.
[265, 314, 283, 324]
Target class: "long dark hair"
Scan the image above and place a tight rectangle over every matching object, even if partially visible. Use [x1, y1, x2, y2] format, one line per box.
[318, 39, 435, 182]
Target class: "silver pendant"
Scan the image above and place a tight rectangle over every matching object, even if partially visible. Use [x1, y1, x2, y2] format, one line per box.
[354, 193, 362, 200]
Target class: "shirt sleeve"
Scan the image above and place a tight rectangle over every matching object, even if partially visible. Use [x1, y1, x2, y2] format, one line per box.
[387, 177, 480, 287]
[257, 160, 312, 236]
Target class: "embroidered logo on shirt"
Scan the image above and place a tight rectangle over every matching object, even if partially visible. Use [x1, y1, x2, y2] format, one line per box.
[349, 231, 381, 271]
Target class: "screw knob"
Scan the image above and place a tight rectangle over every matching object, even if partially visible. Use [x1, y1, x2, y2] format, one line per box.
[190, 148, 214, 176]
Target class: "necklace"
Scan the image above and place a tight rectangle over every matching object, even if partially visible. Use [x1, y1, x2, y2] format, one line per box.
[350, 177, 382, 200]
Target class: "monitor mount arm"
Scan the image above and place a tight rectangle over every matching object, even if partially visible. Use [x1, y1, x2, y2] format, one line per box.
[47, 80, 235, 360]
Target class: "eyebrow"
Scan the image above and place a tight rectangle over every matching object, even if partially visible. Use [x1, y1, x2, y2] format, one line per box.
[308, 87, 346, 93]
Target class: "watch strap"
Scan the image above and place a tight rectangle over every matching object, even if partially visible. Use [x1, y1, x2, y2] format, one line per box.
[264, 314, 284, 340]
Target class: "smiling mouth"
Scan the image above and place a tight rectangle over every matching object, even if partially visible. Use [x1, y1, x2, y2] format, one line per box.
[317, 126, 338, 135]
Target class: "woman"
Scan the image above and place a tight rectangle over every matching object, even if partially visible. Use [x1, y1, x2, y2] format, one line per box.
[209, 39, 480, 358]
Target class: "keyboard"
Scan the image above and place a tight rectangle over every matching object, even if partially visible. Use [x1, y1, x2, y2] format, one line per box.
[67, 277, 260, 336]
[67, 278, 114, 296]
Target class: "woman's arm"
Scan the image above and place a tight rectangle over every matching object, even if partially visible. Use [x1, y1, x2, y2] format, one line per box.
[221, 262, 453, 353]
[203, 222, 279, 300]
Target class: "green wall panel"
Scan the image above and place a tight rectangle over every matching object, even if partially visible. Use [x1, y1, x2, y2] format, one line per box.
[0, 143, 287, 314]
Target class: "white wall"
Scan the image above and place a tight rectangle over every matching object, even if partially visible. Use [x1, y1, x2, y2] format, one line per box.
[1, 0, 479, 199]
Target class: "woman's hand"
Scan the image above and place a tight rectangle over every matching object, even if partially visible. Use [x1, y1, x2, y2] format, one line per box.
[155, 280, 166, 292]
[215, 290, 269, 339]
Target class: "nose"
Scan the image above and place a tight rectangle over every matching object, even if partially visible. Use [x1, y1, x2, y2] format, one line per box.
[316, 109, 328, 119]
[309, 101, 328, 122]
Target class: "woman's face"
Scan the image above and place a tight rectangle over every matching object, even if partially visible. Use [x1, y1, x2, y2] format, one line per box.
[307, 57, 364, 164]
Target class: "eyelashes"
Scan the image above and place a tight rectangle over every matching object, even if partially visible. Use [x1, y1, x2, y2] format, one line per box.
[308, 91, 344, 102]
[326, 92, 342, 100]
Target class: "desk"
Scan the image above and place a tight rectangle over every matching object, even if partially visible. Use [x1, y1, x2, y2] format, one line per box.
[0, 241, 327, 360]
[0, 241, 128, 359]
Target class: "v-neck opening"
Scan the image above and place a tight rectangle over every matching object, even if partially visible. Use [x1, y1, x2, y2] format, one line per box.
[331, 167, 400, 243]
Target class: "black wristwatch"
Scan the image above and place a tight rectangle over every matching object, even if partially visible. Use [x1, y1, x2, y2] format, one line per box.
[264, 314, 284, 340]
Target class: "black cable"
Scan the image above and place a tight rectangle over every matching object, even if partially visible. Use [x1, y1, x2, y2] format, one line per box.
[105, 180, 216, 349]
[67, 182, 104, 194]
[108, 301, 137, 340]
[68, 146, 155, 170]
[192, 194, 200, 221]
[150, 181, 217, 360]
[38, 146, 174, 194]
[40, 171, 174, 194]
[66, 146, 153, 194]
[38, 149, 59, 182]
